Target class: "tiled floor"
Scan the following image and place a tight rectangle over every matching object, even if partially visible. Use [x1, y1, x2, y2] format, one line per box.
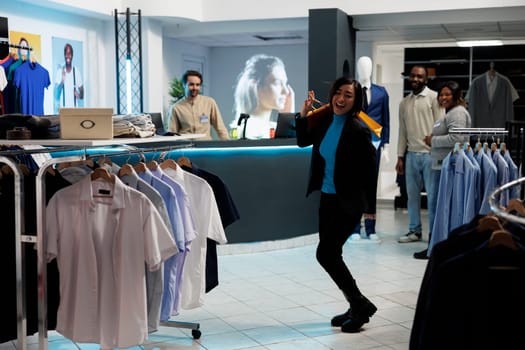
[4, 202, 430, 350]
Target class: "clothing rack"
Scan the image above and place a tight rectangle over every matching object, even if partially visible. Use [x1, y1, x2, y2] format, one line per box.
[0, 155, 27, 350]
[489, 176, 525, 225]
[0, 40, 34, 51]
[449, 127, 508, 135]
[0, 136, 203, 350]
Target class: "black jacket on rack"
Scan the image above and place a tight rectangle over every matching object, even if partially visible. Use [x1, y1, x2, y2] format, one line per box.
[0, 170, 71, 343]
[410, 215, 525, 350]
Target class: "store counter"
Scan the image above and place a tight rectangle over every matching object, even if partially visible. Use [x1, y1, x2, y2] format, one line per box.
[163, 138, 319, 244]
[45, 137, 319, 244]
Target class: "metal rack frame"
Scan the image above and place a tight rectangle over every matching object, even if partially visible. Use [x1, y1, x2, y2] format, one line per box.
[2, 136, 205, 349]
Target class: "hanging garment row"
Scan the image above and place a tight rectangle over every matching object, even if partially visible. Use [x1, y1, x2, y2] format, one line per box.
[429, 137, 519, 255]
[1, 148, 239, 349]
[1, 48, 49, 115]
[410, 180, 525, 350]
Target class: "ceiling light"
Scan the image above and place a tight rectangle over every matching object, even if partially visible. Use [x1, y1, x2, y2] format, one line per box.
[253, 35, 303, 41]
[456, 40, 503, 47]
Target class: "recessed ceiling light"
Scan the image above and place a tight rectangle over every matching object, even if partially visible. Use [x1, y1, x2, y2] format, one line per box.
[253, 35, 302, 41]
[456, 40, 503, 47]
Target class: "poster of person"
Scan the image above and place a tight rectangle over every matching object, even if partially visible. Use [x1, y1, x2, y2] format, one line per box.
[9, 31, 42, 62]
[52, 37, 84, 113]
[7, 31, 48, 115]
[230, 53, 295, 139]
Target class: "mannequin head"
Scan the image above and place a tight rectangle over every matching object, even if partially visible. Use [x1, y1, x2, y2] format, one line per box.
[357, 56, 373, 85]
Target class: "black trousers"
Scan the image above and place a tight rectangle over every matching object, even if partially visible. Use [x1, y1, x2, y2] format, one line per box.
[317, 192, 363, 300]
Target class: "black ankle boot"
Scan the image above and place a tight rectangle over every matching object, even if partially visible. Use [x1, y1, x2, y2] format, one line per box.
[331, 308, 352, 327]
[341, 296, 377, 333]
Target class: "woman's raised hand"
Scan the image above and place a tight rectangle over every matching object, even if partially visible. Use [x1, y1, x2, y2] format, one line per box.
[300, 90, 315, 117]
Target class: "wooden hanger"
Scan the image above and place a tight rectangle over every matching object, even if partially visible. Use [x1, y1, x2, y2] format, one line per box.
[118, 164, 135, 177]
[134, 162, 148, 174]
[0, 164, 29, 176]
[56, 159, 94, 171]
[97, 156, 113, 167]
[177, 156, 192, 169]
[19, 164, 30, 176]
[90, 167, 115, 183]
[46, 165, 56, 176]
[56, 162, 71, 172]
[147, 160, 159, 171]
[476, 214, 504, 232]
[505, 198, 525, 217]
[160, 158, 179, 171]
[488, 229, 519, 251]
[1, 164, 13, 176]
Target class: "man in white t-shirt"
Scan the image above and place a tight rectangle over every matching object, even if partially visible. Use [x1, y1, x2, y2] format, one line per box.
[54, 43, 83, 111]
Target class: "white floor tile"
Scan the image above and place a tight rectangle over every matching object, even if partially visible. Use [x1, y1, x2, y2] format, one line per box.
[241, 326, 306, 345]
[11, 202, 426, 350]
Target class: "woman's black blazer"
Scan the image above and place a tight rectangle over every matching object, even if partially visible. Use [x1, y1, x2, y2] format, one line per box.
[296, 112, 377, 214]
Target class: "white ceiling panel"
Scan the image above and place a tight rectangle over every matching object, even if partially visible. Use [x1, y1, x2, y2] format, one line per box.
[161, 7, 525, 47]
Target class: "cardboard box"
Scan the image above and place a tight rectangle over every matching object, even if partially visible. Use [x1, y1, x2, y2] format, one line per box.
[59, 108, 114, 139]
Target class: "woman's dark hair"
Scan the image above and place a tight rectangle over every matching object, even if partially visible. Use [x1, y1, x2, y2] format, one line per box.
[438, 80, 465, 107]
[328, 77, 363, 116]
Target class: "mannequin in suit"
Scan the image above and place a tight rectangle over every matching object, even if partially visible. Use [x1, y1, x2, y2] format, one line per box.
[350, 56, 390, 241]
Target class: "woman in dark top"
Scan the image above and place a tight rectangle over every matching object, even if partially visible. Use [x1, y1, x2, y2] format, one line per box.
[296, 77, 378, 332]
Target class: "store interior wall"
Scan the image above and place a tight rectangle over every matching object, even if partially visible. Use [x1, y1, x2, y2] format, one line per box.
[3, 1, 525, 201]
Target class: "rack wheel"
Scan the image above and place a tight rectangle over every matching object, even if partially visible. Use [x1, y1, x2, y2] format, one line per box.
[192, 329, 201, 339]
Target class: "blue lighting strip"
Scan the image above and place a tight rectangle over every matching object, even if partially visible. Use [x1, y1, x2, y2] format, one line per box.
[50, 144, 312, 164]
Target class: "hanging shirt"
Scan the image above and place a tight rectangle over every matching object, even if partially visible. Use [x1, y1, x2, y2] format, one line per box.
[491, 149, 510, 208]
[473, 149, 498, 215]
[120, 170, 174, 334]
[163, 165, 227, 310]
[45, 175, 177, 349]
[13, 61, 50, 115]
[148, 166, 196, 320]
[429, 150, 477, 255]
[0, 67, 7, 91]
[503, 149, 519, 199]
[137, 168, 186, 250]
[182, 162, 240, 292]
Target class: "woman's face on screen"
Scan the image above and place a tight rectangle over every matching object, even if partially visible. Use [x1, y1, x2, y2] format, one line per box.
[257, 65, 289, 111]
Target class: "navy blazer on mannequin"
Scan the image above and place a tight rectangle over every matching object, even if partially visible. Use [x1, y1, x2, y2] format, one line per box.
[364, 84, 390, 148]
